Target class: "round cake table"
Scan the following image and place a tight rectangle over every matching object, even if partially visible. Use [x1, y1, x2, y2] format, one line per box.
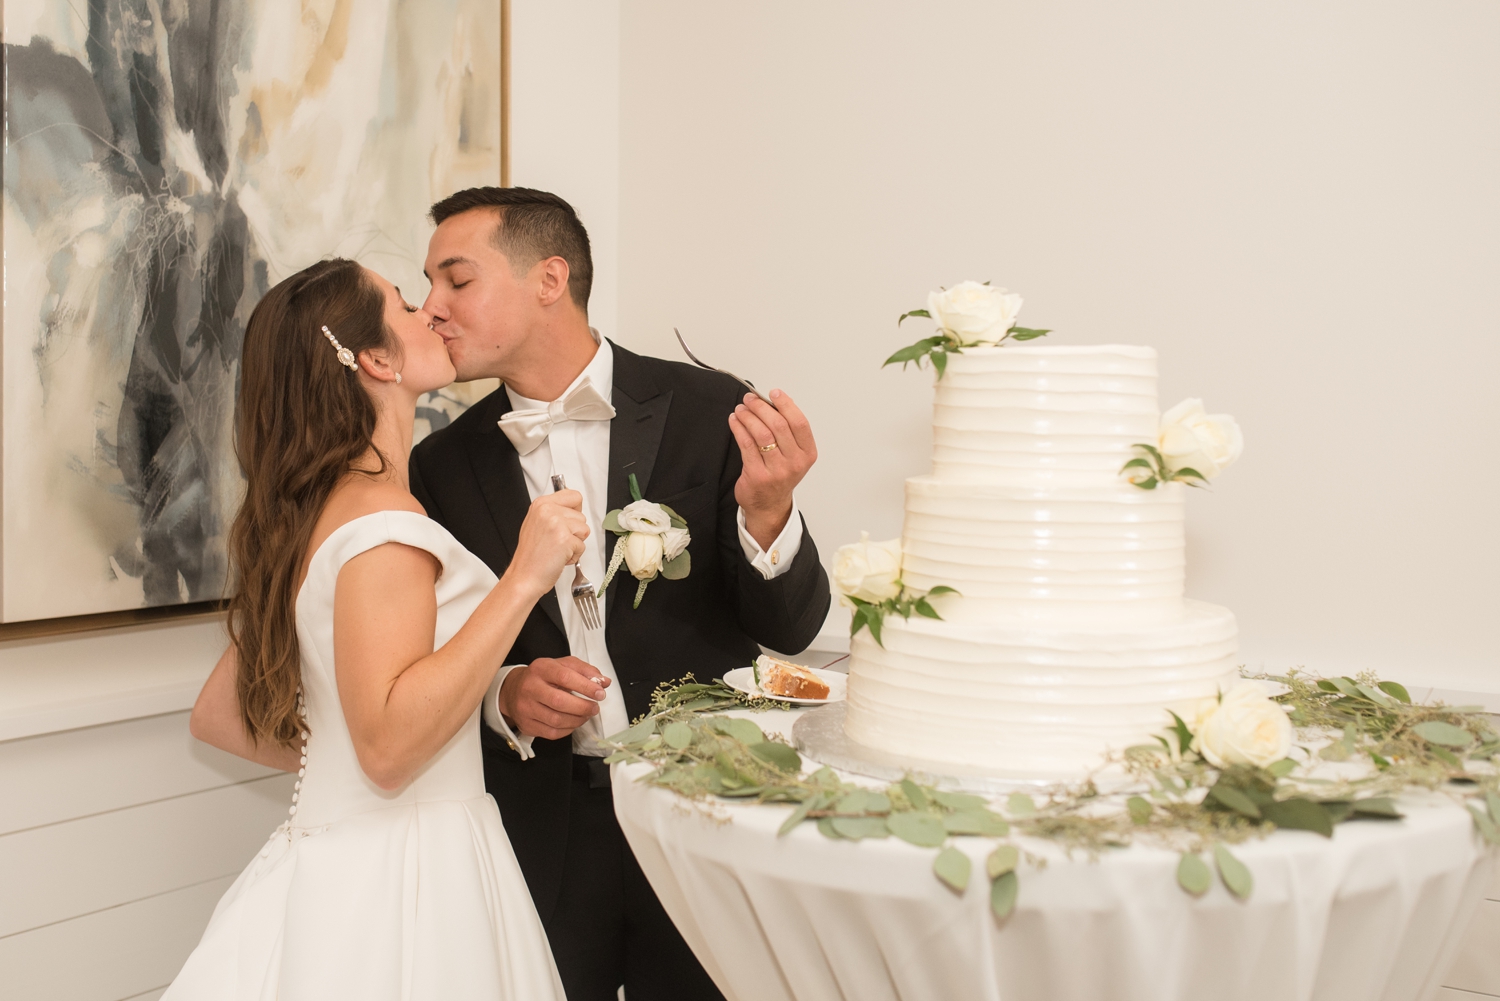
[612, 707, 1495, 1001]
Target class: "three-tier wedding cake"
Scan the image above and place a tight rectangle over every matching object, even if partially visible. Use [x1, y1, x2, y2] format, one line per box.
[842, 336, 1240, 776]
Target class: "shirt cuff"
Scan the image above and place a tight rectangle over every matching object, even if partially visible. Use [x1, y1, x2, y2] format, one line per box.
[737, 502, 803, 580]
[483, 664, 536, 761]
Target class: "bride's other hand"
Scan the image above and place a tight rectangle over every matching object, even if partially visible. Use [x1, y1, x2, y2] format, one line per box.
[508, 489, 590, 598]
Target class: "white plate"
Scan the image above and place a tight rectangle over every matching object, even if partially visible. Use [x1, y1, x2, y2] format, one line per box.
[722, 666, 847, 705]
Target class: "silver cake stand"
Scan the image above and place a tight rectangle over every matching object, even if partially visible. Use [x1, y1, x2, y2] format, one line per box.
[792, 702, 1092, 794]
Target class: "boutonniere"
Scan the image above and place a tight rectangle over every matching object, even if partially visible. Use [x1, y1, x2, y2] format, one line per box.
[599, 474, 692, 608]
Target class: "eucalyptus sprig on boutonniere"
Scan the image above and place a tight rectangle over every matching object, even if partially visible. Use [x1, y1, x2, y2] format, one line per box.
[831, 533, 959, 646]
[598, 474, 692, 608]
[885, 281, 1050, 377]
[1122, 399, 1244, 490]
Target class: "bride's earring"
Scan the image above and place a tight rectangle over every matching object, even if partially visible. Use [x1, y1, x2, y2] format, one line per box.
[394, 372, 402, 385]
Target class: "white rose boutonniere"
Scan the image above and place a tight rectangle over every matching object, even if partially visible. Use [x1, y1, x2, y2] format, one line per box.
[833, 531, 959, 647]
[1122, 398, 1243, 490]
[885, 281, 1051, 377]
[600, 474, 691, 608]
[1187, 682, 1293, 769]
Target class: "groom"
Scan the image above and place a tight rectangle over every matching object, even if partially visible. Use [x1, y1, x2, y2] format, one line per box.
[409, 187, 831, 1000]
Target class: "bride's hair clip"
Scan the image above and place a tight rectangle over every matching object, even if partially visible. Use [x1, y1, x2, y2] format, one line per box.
[321, 325, 360, 372]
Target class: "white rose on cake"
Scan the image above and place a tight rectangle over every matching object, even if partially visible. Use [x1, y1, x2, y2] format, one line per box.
[927, 282, 1022, 343]
[622, 531, 665, 580]
[832, 532, 903, 604]
[1190, 681, 1293, 769]
[617, 499, 673, 534]
[1158, 399, 1244, 480]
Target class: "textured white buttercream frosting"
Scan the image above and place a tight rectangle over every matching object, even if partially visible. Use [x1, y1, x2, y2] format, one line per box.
[843, 344, 1239, 774]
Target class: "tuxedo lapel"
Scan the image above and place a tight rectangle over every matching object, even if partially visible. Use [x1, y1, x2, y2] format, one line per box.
[605, 342, 672, 622]
[466, 394, 567, 640]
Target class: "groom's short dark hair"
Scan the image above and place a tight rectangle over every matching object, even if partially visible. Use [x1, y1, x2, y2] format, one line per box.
[430, 187, 593, 311]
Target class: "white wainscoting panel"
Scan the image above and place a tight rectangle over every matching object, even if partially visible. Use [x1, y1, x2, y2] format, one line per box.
[0, 875, 234, 1001]
[0, 773, 293, 938]
[0, 710, 276, 835]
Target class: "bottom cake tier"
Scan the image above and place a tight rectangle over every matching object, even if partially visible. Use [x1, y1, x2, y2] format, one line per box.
[842, 600, 1239, 776]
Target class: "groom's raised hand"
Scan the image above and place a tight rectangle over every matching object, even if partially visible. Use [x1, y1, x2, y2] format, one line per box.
[729, 389, 818, 550]
[499, 656, 611, 740]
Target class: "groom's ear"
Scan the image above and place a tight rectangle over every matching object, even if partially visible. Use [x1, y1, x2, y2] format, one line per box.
[534, 256, 574, 309]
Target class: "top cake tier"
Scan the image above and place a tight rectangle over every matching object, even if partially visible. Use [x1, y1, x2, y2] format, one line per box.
[932, 344, 1158, 488]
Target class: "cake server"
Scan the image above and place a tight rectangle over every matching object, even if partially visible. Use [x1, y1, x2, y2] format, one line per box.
[674, 328, 773, 404]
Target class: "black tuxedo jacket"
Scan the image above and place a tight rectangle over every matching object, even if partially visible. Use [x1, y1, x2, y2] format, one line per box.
[408, 341, 831, 921]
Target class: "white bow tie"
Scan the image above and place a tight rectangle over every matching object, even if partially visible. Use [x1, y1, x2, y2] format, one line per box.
[497, 377, 617, 456]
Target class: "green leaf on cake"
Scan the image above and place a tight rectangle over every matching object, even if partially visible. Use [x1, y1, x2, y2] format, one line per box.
[913, 597, 941, 620]
[933, 847, 971, 892]
[990, 870, 1020, 918]
[1127, 796, 1153, 825]
[865, 610, 885, 647]
[897, 308, 932, 325]
[1176, 853, 1212, 896]
[1166, 711, 1195, 756]
[1008, 326, 1051, 341]
[1214, 843, 1253, 899]
[931, 348, 949, 378]
[887, 810, 947, 847]
[925, 586, 959, 597]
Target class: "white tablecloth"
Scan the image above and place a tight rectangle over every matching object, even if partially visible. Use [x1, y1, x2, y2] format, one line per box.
[613, 708, 1495, 1001]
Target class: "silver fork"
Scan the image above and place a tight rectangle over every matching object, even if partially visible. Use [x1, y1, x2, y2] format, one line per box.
[674, 328, 773, 404]
[550, 474, 603, 630]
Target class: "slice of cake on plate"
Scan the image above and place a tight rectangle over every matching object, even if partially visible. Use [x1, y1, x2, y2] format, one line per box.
[755, 655, 831, 700]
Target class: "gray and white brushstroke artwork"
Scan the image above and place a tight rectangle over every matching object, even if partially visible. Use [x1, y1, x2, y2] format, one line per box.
[2, 0, 500, 622]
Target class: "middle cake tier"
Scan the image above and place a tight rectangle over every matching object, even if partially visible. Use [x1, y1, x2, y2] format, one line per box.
[900, 476, 1187, 624]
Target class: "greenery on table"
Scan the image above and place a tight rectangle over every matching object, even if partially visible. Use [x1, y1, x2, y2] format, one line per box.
[603, 672, 1500, 917]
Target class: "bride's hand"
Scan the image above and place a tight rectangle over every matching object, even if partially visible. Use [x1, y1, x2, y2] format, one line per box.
[509, 490, 590, 599]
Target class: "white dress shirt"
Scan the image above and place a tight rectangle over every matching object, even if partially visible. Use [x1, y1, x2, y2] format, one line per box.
[483, 332, 804, 758]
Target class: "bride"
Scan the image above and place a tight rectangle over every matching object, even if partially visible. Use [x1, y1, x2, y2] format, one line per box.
[168, 258, 594, 999]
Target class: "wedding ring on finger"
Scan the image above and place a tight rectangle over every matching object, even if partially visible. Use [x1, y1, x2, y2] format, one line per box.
[760, 442, 779, 452]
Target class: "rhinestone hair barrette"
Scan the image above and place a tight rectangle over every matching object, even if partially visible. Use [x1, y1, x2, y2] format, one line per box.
[321, 325, 359, 371]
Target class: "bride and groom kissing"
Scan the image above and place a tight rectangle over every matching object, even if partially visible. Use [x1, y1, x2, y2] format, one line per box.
[171, 187, 832, 1000]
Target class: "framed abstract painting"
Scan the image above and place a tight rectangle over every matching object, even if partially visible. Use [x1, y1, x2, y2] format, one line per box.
[1, 0, 504, 629]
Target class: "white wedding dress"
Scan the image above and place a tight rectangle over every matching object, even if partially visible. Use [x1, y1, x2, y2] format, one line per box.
[165, 511, 566, 1001]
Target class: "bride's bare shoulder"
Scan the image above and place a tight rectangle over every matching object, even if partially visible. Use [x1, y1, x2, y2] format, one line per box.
[324, 477, 427, 522]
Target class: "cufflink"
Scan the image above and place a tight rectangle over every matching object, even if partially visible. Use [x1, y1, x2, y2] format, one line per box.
[770, 550, 780, 566]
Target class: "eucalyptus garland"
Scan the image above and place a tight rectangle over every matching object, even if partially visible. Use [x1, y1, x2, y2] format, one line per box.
[603, 671, 1500, 916]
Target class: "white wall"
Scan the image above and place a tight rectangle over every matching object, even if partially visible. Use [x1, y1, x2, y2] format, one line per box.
[614, 0, 1500, 692]
[509, 0, 622, 336]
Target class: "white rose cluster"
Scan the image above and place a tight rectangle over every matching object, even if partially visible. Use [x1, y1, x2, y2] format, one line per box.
[618, 500, 691, 580]
[927, 282, 1022, 344]
[1185, 681, 1292, 769]
[1158, 399, 1244, 481]
[831, 532, 903, 605]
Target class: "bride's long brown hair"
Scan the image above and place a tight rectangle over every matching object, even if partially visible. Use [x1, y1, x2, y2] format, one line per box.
[229, 259, 394, 747]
